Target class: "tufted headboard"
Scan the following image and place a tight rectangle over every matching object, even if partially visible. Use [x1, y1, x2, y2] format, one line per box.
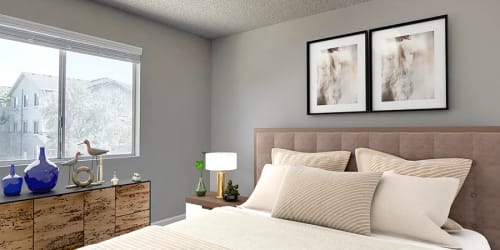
[254, 127, 500, 248]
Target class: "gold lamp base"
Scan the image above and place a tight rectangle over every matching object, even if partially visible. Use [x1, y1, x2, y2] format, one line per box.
[216, 171, 226, 199]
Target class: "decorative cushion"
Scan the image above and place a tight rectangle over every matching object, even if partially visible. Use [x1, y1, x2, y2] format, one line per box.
[272, 148, 350, 171]
[271, 165, 382, 235]
[355, 147, 472, 232]
[240, 164, 289, 212]
[355, 148, 472, 191]
[371, 172, 460, 248]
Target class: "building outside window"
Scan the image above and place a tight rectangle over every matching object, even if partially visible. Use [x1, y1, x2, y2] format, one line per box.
[0, 14, 141, 162]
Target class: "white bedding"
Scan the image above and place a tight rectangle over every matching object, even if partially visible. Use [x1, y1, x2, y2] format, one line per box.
[168, 206, 490, 250]
[81, 206, 490, 250]
[237, 207, 490, 250]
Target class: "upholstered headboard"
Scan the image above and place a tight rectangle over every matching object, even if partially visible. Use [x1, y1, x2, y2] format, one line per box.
[254, 127, 500, 248]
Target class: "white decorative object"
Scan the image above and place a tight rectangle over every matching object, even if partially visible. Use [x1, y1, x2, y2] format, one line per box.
[111, 171, 119, 185]
[132, 173, 141, 182]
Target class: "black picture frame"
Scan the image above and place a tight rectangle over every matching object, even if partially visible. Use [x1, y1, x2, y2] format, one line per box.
[369, 15, 448, 112]
[307, 31, 369, 115]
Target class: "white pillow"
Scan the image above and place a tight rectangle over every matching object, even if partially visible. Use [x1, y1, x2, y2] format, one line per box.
[371, 172, 461, 248]
[239, 164, 289, 212]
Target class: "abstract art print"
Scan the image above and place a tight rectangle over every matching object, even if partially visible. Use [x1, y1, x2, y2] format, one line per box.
[307, 31, 368, 114]
[370, 15, 447, 111]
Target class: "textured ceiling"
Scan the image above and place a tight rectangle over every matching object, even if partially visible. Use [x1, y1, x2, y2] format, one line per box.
[92, 0, 371, 39]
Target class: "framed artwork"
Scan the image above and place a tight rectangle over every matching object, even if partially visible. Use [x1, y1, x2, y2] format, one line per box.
[370, 15, 448, 112]
[307, 31, 368, 114]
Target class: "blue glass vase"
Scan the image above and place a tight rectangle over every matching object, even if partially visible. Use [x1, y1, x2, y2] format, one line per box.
[24, 147, 59, 193]
[2, 164, 23, 196]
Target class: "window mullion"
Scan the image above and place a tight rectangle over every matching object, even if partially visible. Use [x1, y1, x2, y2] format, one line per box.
[58, 50, 66, 159]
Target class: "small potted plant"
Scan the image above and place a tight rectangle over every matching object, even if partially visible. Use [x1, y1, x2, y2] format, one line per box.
[195, 152, 207, 196]
[223, 179, 240, 202]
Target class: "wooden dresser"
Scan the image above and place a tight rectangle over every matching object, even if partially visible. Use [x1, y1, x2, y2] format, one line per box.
[0, 180, 150, 250]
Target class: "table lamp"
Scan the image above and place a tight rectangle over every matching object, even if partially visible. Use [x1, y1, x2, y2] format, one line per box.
[205, 152, 237, 199]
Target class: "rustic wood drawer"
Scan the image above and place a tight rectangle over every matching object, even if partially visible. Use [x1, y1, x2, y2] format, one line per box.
[116, 182, 150, 217]
[84, 188, 116, 245]
[34, 193, 84, 250]
[0, 200, 33, 250]
[115, 209, 150, 236]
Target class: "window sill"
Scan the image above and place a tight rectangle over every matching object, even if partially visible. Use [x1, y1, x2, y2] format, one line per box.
[0, 154, 140, 168]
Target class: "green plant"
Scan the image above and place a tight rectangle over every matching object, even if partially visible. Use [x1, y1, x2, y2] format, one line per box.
[195, 152, 207, 177]
[224, 180, 240, 196]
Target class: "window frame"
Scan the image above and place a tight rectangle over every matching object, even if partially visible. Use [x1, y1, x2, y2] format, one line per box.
[0, 14, 142, 166]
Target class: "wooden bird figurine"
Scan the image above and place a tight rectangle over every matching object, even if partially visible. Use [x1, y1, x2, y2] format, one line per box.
[59, 152, 81, 185]
[60, 152, 82, 169]
[78, 139, 109, 156]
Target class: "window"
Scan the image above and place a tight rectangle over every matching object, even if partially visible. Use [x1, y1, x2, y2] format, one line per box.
[22, 120, 28, 134]
[23, 93, 29, 108]
[33, 120, 39, 134]
[0, 14, 141, 163]
[12, 96, 17, 109]
[34, 93, 39, 106]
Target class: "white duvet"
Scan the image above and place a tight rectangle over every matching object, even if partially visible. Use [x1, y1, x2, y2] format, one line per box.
[81, 206, 490, 250]
[168, 206, 489, 250]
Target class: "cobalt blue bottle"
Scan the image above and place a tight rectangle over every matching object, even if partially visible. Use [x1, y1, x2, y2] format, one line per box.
[24, 147, 59, 193]
[2, 164, 23, 196]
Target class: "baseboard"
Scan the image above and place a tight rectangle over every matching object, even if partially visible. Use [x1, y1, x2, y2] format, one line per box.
[152, 214, 186, 226]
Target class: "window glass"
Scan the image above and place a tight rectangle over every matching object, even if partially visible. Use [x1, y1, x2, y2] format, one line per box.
[0, 38, 59, 161]
[65, 51, 134, 157]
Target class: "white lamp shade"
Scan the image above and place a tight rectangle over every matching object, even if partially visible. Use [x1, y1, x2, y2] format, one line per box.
[205, 152, 237, 171]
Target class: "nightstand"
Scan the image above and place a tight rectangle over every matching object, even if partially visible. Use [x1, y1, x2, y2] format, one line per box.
[185, 192, 248, 219]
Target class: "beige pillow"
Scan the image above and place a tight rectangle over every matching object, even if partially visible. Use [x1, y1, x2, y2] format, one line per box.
[355, 147, 472, 232]
[371, 172, 460, 248]
[240, 164, 289, 212]
[272, 148, 350, 171]
[355, 148, 472, 191]
[271, 166, 382, 235]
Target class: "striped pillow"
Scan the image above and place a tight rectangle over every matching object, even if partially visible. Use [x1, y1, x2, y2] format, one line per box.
[272, 148, 350, 172]
[271, 166, 382, 235]
[355, 148, 472, 194]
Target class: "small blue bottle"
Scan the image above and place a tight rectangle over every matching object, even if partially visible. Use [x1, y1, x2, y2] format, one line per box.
[2, 164, 23, 196]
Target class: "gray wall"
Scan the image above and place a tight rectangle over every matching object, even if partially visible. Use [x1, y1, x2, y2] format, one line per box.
[211, 0, 500, 194]
[0, 0, 211, 222]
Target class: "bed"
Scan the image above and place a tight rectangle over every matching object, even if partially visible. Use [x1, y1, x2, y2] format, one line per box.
[81, 127, 499, 250]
